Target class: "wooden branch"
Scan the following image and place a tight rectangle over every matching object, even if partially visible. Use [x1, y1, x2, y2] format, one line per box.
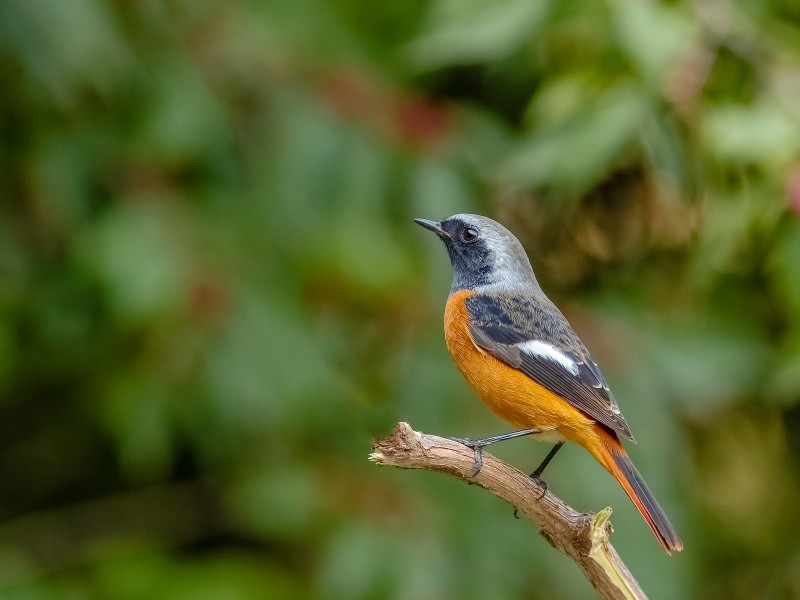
[370, 422, 647, 600]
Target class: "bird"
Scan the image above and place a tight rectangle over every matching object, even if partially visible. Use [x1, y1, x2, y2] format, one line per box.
[415, 213, 683, 553]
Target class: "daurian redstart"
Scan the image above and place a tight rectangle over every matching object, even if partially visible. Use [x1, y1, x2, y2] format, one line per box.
[416, 214, 682, 553]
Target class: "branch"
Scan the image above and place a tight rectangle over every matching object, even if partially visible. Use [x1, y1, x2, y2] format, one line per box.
[370, 422, 647, 600]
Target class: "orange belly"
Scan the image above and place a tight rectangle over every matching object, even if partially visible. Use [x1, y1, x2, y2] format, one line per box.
[444, 290, 597, 446]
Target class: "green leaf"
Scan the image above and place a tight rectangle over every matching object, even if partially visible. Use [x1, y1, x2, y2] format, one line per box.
[498, 84, 651, 193]
[608, 0, 697, 86]
[0, 0, 132, 103]
[75, 205, 185, 325]
[101, 374, 174, 481]
[704, 100, 800, 166]
[406, 0, 552, 69]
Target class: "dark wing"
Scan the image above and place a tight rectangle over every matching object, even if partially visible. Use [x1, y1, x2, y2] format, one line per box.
[465, 294, 634, 441]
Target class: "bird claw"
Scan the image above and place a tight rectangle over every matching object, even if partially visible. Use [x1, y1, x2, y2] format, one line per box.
[530, 474, 548, 500]
[510, 476, 547, 519]
[449, 437, 485, 477]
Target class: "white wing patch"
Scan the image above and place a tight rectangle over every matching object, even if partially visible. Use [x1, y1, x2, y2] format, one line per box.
[518, 340, 580, 375]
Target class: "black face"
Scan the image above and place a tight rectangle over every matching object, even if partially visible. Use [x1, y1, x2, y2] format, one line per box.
[417, 217, 494, 292]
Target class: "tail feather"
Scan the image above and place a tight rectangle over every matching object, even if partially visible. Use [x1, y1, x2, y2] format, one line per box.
[608, 450, 683, 553]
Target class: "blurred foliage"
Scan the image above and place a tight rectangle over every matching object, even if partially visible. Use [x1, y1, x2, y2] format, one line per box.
[1, 0, 800, 598]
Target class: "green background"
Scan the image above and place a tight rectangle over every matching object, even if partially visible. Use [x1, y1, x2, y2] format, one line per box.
[2, 0, 800, 598]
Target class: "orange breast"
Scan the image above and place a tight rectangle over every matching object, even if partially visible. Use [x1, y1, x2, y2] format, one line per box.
[444, 290, 597, 445]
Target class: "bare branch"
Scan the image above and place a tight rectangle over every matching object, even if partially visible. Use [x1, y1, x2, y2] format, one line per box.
[370, 422, 648, 600]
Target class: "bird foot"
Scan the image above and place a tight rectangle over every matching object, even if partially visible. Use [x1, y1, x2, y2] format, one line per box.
[530, 473, 548, 500]
[512, 475, 548, 518]
[449, 437, 487, 477]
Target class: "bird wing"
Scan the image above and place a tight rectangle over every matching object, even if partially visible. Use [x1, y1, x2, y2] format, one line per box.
[465, 294, 634, 441]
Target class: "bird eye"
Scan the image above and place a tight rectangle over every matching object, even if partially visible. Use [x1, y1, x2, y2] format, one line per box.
[460, 227, 479, 244]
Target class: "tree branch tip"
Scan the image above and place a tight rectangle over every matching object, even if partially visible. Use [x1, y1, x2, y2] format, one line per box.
[591, 507, 614, 546]
[588, 507, 615, 563]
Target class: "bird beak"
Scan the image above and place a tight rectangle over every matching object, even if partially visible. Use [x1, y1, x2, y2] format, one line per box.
[414, 218, 450, 238]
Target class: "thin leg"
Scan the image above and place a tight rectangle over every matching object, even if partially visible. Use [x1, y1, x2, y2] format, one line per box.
[530, 442, 564, 479]
[450, 428, 541, 477]
[529, 442, 564, 499]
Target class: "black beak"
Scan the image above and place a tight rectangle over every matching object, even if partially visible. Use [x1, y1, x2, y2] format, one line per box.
[414, 218, 449, 238]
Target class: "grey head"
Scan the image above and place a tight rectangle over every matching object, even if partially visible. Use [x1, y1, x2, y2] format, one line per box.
[415, 213, 540, 294]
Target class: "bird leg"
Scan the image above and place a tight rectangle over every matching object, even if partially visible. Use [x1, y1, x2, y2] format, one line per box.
[449, 428, 542, 477]
[529, 441, 564, 499]
[512, 442, 566, 517]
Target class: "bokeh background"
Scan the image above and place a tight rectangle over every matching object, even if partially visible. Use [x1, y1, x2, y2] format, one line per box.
[2, 0, 800, 598]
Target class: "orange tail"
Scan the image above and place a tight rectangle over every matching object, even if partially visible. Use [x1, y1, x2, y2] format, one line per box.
[590, 430, 683, 553]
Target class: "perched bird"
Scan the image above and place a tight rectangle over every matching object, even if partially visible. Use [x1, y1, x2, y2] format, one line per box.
[415, 213, 683, 553]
